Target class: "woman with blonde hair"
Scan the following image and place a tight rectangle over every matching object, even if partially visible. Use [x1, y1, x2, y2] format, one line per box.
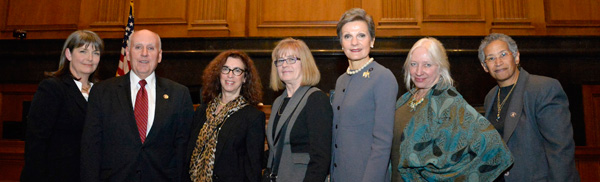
[392, 37, 513, 181]
[264, 38, 332, 182]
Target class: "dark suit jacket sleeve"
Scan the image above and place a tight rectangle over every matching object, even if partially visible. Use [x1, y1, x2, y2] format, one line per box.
[81, 83, 104, 182]
[303, 92, 333, 182]
[22, 79, 62, 181]
[176, 88, 194, 182]
[245, 108, 266, 182]
[534, 80, 579, 181]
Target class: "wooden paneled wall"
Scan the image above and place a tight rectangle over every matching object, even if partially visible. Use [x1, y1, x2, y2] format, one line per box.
[1, 0, 599, 39]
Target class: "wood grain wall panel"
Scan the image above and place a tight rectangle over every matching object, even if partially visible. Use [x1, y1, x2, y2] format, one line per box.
[3, 0, 79, 31]
[491, 0, 532, 27]
[189, 0, 227, 30]
[0, 0, 7, 30]
[4, 0, 600, 38]
[0, 84, 36, 139]
[576, 147, 600, 181]
[544, 0, 600, 26]
[423, 0, 485, 21]
[248, 0, 356, 36]
[378, 0, 418, 28]
[187, 0, 248, 37]
[136, 0, 187, 25]
[583, 85, 600, 146]
[87, 0, 127, 32]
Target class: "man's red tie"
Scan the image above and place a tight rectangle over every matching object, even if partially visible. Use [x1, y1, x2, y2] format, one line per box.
[134, 80, 148, 143]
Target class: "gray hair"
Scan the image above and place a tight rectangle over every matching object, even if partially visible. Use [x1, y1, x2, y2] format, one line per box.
[403, 37, 454, 91]
[478, 33, 518, 64]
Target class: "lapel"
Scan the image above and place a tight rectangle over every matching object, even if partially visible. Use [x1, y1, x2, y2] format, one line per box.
[145, 76, 169, 143]
[61, 75, 87, 112]
[502, 68, 528, 142]
[266, 95, 283, 148]
[117, 73, 140, 143]
[272, 86, 310, 144]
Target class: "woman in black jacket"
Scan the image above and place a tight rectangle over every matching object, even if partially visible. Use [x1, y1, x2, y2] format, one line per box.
[187, 50, 265, 182]
[21, 30, 104, 182]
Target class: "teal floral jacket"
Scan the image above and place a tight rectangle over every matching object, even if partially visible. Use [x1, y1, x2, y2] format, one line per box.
[395, 85, 513, 181]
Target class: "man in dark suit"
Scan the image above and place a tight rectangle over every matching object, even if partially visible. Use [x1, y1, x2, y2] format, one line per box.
[81, 29, 193, 182]
[478, 33, 580, 181]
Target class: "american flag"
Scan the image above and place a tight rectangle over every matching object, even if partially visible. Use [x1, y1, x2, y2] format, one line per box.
[116, 1, 134, 77]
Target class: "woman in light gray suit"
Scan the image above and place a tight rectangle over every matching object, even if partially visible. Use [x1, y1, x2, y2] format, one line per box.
[264, 38, 332, 182]
[330, 8, 398, 182]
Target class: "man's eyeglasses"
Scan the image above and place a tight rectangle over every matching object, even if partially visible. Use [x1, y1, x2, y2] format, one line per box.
[221, 66, 246, 76]
[485, 51, 513, 63]
[274, 57, 301, 67]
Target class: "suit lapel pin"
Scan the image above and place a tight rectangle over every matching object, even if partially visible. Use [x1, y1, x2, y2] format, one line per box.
[163, 94, 169, 99]
[510, 112, 516, 118]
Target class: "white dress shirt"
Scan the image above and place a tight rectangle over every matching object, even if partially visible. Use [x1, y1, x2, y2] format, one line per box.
[130, 72, 156, 137]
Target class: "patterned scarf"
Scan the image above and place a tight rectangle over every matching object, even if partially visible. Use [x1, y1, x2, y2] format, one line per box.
[189, 95, 248, 182]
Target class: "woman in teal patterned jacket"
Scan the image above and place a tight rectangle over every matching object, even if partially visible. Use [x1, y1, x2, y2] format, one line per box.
[391, 37, 513, 181]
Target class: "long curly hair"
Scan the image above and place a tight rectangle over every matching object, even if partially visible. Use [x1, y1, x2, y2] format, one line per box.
[201, 50, 263, 105]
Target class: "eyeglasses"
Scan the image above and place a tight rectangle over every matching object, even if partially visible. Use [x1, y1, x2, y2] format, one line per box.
[485, 51, 513, 63]
[221, 66, 246, 76]
[274, 57, 301, 67]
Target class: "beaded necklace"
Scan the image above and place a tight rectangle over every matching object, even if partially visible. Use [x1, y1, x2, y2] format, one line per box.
[346, 58, 374, 75]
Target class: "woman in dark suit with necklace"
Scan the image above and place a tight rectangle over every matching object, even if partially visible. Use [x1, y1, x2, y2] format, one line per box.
[21, 30, 104, 182]
[186, 50, 265, 182]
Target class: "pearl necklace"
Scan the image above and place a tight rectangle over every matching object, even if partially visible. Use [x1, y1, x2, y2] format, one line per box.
[346, 58, 374, 75]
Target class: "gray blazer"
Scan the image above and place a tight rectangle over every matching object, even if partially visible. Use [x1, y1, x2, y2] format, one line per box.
[484, 68, 580, 181]
[330, 61, 398, 182]
[266, 86, 323, 182]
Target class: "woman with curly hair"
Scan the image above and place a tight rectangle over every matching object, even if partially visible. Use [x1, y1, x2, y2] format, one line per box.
[186, 50, 265, 182]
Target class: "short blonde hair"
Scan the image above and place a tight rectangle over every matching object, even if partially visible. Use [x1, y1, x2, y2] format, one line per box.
[403, 37, 454, 91]
[270, 38, 321, 91]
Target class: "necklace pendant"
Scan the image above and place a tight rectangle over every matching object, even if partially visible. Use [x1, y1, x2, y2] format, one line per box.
[496, 116, 500, 122]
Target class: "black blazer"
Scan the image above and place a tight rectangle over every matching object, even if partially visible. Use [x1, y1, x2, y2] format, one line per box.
[21, 74, 88, 182]
[81, 73, 194, 182]
[185, 104, 266, 182]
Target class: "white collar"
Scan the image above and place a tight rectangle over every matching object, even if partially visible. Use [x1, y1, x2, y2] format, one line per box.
[130, 72, 156, 88]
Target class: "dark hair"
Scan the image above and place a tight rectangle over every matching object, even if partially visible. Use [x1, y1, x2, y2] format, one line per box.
[336, 8, 376, 42]
[201, 50, 263, 105]
[45, 30, 104, 82]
